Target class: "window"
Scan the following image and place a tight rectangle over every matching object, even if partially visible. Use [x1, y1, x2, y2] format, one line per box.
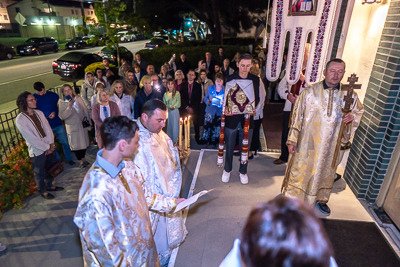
[75, 10, 78, 15]
[71, 9, 74, 15]
[87, 11, 90, 15]
[91, 11, 93, 15]
[15, 7, 20, 13]
[4, 15, 8, 20]
[44, 8, 52, 13]
[0, 2, 4, 8]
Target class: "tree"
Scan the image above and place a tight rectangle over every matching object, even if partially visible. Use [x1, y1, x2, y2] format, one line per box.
[94, 0, 127, 67]
[136, 0, 267, 44]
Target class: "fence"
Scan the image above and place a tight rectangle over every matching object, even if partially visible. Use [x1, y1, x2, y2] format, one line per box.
[0, 88, 59, 164]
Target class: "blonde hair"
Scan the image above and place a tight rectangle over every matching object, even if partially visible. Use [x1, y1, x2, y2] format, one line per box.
[250, 62, 260, 77]
[110, 80, 127, 96]
[59, 84, 75, 99]
[96, 88, 109, 105]
[139, 75, 151, 88]
[174, 70, 184, 80]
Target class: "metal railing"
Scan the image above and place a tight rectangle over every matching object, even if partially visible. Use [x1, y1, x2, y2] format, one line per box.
[0, 87, 60, 163]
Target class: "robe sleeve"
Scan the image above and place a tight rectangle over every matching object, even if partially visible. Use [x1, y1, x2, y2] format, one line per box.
[286, 88, 307, 147]
[78, 198, 127, 267]
[135, 166, 177, 213]
[341, 93, 364, 143]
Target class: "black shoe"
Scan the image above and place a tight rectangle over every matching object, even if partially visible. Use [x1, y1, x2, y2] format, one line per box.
[316, 202, 331, 215]
[47, 186, 64, 192]
[273, 159, 287, 165]
[334, 174, 342, 182]
[68, 160, 76, 165]
[233, 152, 240, 156]
[41, 193, 55, 199]
[248, 154, 254, 160]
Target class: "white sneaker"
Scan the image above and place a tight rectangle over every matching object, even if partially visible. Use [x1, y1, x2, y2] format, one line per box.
[239, 173, 248, 184]
[0, 243, 6, 251]
[222, 170, 231, 183]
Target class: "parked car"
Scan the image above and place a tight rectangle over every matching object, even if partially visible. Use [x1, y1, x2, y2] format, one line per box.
[17, 37, 59, 56]
[52, 52, 102, 79]
[144, 37, 169, 50]
[0, 43, 15, 60]
[65, 36, 91, 50]
[134, 33, 146, 40]
[117, 31, 134, 42]
[97, 46, 133, 64]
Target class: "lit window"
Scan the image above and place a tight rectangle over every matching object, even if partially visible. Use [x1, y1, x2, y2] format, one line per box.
[44, 8, 52, 13]
[4, 15, 8, 20]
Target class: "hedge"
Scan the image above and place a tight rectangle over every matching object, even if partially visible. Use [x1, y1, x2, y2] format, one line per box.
[136, 45, 249, 71]
[85, 62, 117, 74]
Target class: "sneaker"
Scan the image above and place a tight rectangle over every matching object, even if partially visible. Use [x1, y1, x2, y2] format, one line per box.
[316, 202, 331, 215]
[68, 160, 76, 165]
[0, 243, 6, 252]
[239, 173, 248, 184]
[222, 170, 231, 183]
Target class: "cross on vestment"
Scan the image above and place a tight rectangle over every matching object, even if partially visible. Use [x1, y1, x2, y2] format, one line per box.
[331, 73, 362, 167]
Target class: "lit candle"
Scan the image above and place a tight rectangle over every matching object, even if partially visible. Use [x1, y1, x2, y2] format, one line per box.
[184, 117, 188, 150]
[179, 118, 183, 150]
[187, 115, 191, 149]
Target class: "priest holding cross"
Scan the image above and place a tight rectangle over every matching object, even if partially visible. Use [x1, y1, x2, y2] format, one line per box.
[281, 58, 364, 215]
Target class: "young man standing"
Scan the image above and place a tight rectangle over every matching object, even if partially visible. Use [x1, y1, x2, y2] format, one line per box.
[74, 116, 182, 266]
[33, 82, 75, 165]
[222, 53, 261, 184]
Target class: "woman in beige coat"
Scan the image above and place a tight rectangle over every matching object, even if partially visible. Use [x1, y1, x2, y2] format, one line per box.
[58, 84, 91, 168]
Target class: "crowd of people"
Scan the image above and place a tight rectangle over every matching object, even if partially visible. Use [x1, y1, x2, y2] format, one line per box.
[12, 44, 363, 265]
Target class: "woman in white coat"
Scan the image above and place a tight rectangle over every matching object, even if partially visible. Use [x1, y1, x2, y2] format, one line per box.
[58, 84, 91, 168]
[109, 80, 135, 120]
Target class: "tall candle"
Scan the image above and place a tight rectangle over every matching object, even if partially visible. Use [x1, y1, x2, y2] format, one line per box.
[187, 115, 191, 149]
[179, 118, 183, 150]
[184, 117, 188, 150]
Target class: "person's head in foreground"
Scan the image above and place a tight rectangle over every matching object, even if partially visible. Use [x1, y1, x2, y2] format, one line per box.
[100, 116, 139, 157]
[141, 99, 168, 134]
[240, 196, 333, 267]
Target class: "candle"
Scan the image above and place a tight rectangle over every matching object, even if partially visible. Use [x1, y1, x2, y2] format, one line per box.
[187, 115, 191, 149]
[179, 118, 183, 151]
[184, 117, 188, 150]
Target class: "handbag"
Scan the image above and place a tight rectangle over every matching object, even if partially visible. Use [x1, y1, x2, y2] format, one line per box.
[46, 152, 64, 178]
[82, 116, 91, 128]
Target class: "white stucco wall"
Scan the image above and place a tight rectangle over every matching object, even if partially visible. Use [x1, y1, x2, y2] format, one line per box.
[341, 0, 390, 103]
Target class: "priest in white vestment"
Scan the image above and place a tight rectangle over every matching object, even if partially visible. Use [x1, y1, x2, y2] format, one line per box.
[134, 99, 188, 266]
[74, 116, 180, 267]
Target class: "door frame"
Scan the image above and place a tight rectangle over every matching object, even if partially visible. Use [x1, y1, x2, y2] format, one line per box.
[377, 136, 400, 207]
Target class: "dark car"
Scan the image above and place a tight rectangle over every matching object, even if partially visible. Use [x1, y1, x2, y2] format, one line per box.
[97, 46, 133, 64]
[17, 37, 59, 56]
[0, 43, 15, 60]
[144, 37, 169, 50]
[52, 52, 102, 79]
[65, 36, 91, 50]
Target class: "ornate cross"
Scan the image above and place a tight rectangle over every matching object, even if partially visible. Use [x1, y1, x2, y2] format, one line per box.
[341, 73, 361, 113]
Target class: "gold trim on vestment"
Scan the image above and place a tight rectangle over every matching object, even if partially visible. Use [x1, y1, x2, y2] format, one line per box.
[92, 166, 131, 194]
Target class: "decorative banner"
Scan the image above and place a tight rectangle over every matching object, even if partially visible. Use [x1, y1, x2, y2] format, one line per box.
[266, 0, 339, 85]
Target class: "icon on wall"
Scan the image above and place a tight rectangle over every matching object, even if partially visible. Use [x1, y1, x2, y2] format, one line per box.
[289, 0, 318, 16]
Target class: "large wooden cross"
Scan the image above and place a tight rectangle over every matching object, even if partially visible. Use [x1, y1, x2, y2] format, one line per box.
[331, 73, 362, 167]
[341, 73, 362, 112]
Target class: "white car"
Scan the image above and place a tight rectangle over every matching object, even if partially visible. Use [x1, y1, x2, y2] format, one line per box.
[117, 31, 134, 42]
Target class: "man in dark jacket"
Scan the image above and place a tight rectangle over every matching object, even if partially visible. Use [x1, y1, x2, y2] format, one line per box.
[176, 53, 191, 79]
[179, 70, 202, 143]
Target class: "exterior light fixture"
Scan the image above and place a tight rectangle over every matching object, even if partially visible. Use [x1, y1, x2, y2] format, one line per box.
[48, 20, 54, 25]
[362, 0, 381, 4]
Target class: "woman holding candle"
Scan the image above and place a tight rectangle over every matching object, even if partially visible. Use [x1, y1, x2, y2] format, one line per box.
[163, 78, 181, 143]
[202, 73, 225, 148]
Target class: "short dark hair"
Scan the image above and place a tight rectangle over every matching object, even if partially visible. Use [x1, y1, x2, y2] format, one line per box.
[95, 67, 103, 73]
[100, 116, 139, 150]
[214, 72, 225, 81]
[102, 58, 110, 63]
[188, 69, 196, 75]
[199, 69, 207, 75]
[326, 58, 346, 70]
[121, 58, 127, 62]
[33, 82, 44, 91]
[218, 47, 224, 50]
[16, 91, 32, 113]
[240, 196, 332, 267]
[180, 52, 186, 56]
[238, 53, 253, 63]
[142, 99, 167, 118]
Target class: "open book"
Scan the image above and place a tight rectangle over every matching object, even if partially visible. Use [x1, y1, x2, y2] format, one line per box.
[174, 189, 214, 213]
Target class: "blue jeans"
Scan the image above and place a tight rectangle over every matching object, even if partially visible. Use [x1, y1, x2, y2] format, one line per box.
[52, 125, 72, 162]
[31, 152, 57, 194]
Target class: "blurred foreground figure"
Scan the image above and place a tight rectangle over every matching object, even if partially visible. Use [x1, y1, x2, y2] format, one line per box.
[220, 196, 338, 267]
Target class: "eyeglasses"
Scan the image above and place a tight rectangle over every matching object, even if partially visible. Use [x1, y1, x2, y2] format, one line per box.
[27, 98, 37, 102]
